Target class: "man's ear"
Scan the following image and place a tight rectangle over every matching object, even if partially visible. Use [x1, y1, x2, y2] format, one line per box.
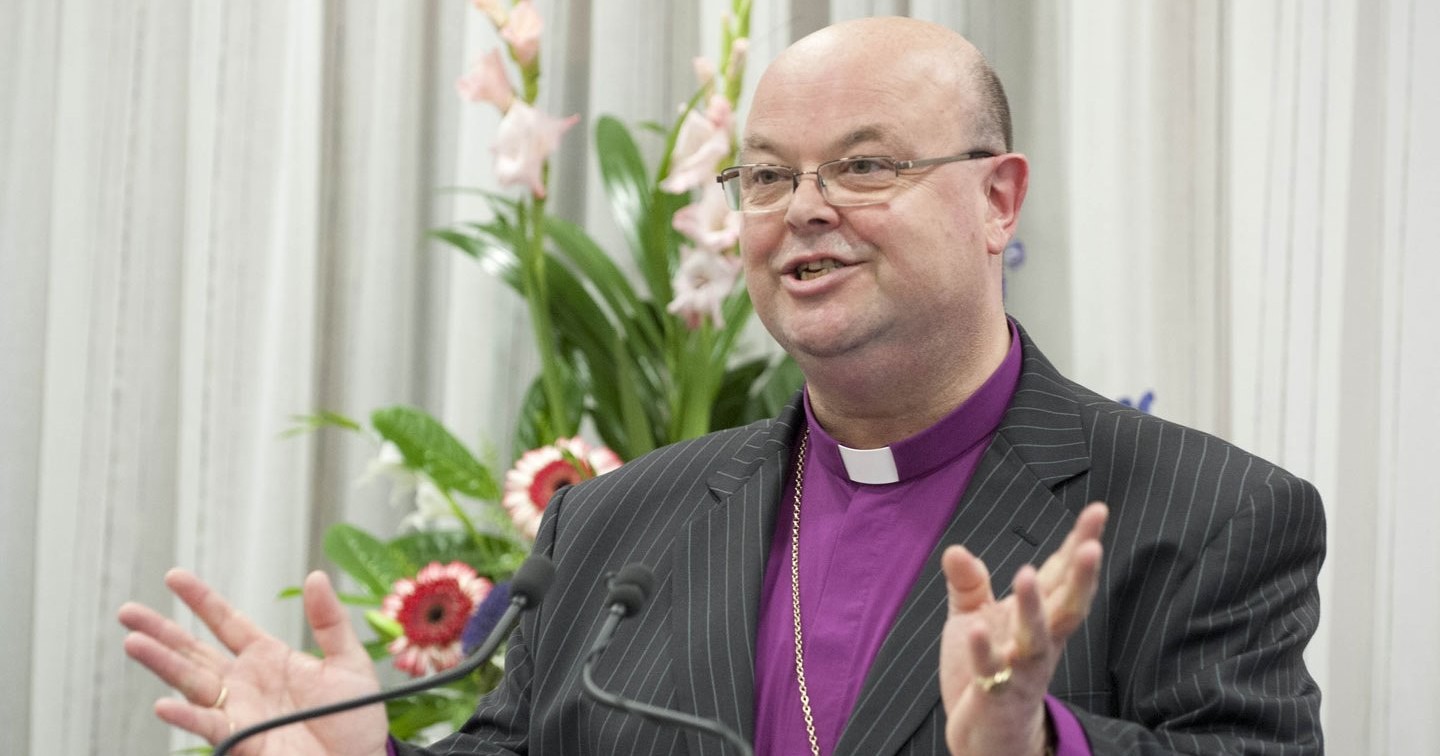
[984, 153, 1029, 255]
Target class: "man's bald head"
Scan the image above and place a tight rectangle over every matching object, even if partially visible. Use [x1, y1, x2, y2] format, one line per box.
[758, 17, 1012, 153]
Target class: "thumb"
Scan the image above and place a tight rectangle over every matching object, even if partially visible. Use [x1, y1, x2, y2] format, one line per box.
[303, 571, 372, 673]
[942, 545, 995, 615]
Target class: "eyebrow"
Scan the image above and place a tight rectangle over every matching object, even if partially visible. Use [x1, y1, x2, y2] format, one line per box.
[741, 124, 906, 162]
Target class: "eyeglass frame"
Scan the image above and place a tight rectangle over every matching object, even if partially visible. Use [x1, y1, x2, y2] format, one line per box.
[715, 150, 999, 213]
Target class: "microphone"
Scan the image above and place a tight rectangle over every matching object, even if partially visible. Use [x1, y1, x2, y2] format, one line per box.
[580, 563, 754, 756]
[213, 554, 555, 756]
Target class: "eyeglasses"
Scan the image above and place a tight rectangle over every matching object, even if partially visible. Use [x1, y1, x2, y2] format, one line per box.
[715, 151, 997, 213]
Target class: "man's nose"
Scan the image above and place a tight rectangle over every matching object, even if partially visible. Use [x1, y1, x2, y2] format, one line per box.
[784, 172, 838, 229]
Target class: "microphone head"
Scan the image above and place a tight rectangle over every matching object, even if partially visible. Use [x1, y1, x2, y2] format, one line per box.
[510, 554, 556, 606]
[605, 563, 656, 617]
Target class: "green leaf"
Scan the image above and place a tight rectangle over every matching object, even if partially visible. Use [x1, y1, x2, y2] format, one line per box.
[544, 215, 661, 354]
[640, 187, 690, 305]
[364, 609, 403, 641]
[512, 368, 585, 457]
[710, 357, 769, 430]
[513, 377, 552, 454]
[385, 687, 495, 743]
[275, 586, 379, 607]
[432, 186, 521, 212]
[594, 116, 653, 260]
[431, 226, 523, 290]
[544, 258, 621, 360]
[363, 638, 391, 660]
[388, 530, 528, 578]
[610, 333, 657, 458]
[371, 406, 500, 501]
[281, 410, 363, 438]
[756, 355, 805, 418]
[322, 524, 412, 597]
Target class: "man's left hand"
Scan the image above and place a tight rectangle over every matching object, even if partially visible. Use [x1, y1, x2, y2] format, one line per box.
[940, 502, 1108, 756]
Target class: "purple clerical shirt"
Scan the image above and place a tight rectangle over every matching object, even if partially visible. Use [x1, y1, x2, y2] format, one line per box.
[752, 322, 1088, 756]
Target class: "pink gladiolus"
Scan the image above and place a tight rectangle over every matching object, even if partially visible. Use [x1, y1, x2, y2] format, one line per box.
[727, 38, 749, 80]
[472, 0, 507, 27]
[660, 95, 734, 195]
[455, 49, 514, 110]
[693, 56, 716, 88]
[667, 246, 743, 330]
[502, 0, 544, 67]
[673, 182, 740, 253]
[493, 101, 579, 198]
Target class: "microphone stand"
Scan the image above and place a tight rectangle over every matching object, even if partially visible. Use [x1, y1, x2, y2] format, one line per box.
[580, 566, 754, 756]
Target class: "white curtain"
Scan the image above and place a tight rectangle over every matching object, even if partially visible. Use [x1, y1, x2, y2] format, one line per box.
[2, 1, 1435, 754]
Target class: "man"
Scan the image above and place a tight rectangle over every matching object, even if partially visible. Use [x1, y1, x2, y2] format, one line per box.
[118, 16, 1324, 755]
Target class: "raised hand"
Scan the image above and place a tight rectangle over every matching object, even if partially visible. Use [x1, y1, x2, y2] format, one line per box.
[118, 569, 390, 755]
[939, 502, 1108, 756]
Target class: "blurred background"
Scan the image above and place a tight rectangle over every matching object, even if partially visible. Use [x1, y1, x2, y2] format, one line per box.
[2, 0, 1436, 753]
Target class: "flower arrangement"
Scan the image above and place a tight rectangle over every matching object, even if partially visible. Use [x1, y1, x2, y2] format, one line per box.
[289, 0, 799, 742]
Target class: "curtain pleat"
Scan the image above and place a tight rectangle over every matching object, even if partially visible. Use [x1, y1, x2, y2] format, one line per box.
[2, 0, 1436, 753]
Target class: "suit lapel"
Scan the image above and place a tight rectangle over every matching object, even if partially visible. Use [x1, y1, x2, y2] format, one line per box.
[834, 331, 1093, 756]
[667, 399, 803, 753]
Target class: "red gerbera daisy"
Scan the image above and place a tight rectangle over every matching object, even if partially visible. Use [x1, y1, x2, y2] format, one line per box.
[503, 437, 622, 539]
[382, 561, 492, 677]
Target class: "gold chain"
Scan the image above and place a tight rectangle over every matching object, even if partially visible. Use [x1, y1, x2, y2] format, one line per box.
[789, 427, 822, 756]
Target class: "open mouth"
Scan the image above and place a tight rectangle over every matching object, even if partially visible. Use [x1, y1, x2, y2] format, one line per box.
[793, 259, 846, 281]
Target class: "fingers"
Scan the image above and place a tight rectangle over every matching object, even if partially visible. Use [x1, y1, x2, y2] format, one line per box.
[1037, 502, 1109, 591]
[117, 600, 231, 669]
[1009, 565, 1046, 662]
[1037, 504, 1106, 639]
[165, 568, 266, 655]
[122, 630, 228, 707]
[303, 570, 371, 674]
[118, 601, 231, 707]
[155, 696, 234, 745]
[943, 545, 995, 614]
[1044, 540, 1103, 638]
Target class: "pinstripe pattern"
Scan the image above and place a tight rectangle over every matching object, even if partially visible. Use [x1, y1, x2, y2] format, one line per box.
[398, 326, 1324, 755]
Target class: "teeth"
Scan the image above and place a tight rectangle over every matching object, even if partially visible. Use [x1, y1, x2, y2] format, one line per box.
[795, 260, 843, 281]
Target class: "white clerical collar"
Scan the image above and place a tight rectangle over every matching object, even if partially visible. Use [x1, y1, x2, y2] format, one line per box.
[837, 444, 900, 484]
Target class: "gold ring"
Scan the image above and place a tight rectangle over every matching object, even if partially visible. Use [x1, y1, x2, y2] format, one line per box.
[210, 685, 229, 709]
[975, 665, 1013, 693]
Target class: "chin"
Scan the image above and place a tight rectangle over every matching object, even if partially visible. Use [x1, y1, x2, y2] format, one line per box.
[781, 327, 874, 362]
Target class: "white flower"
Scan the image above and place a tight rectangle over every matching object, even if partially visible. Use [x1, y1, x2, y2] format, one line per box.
[455, 48, 514, 111]
[471, 0, 507, 27]
[503, 437, 622, 540]
[501, 0, 544, 66]
[673, 181, 740, 253]
[692, 56, 716, 88]
[359, 442, 418, 506]
[660, 95, 734, 195]
[666, 246, 742, 330]
[493, 101, 580, 198]
[726, 38, 749, 81]
[399, 479, 454, 532]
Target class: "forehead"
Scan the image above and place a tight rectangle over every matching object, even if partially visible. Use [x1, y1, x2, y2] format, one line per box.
[742, 123, 910, 162]
[740, 53, 964, 162]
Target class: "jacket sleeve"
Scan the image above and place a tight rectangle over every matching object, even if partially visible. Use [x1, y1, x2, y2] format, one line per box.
[1070, 472, 1326, 754]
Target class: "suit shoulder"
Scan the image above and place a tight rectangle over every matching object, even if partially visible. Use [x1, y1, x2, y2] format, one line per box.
[1059, 379, 1321, 519]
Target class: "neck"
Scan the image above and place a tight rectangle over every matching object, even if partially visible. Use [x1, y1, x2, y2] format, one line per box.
[803, 318, 1010, 449]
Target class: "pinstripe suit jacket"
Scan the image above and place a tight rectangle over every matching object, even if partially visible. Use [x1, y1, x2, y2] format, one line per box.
[404, 327, 1325, 755]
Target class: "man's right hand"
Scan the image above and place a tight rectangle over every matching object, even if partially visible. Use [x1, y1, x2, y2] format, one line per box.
[118, 569, 390, 755]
